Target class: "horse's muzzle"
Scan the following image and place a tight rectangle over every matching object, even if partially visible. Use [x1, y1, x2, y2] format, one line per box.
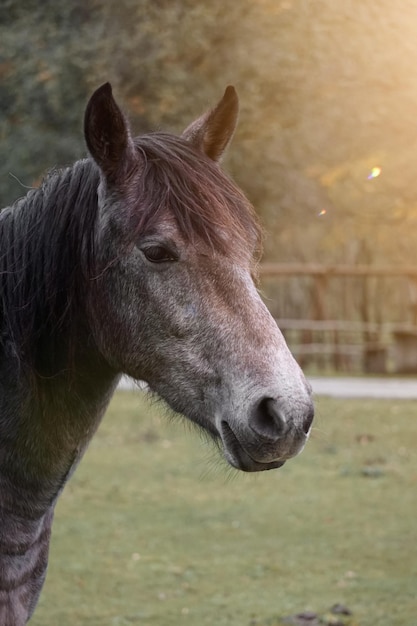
[218, 395, 314, 472]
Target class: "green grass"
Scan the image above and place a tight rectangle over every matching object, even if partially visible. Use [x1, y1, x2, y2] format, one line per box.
[31, 391, 417, 626]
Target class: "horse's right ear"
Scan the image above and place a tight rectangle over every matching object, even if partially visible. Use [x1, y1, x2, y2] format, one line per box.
[84, 83, 136, 184]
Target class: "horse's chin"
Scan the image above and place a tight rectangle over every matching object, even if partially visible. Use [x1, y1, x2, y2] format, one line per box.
[147, 387, 293, 472]
[219, 421, 287, 473]
[227, 453, 286, 473]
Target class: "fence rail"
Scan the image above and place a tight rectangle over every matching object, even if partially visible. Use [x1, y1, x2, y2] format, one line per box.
[275, 318, 417, 334]
[259, 264, 417, 373]
[260, 263, 417, 277]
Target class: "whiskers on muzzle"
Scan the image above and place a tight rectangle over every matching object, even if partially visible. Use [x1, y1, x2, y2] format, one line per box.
[216, 392, 314, 472]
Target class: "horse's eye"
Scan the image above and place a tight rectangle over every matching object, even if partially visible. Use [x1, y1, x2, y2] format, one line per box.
[142, 245, 177, 264]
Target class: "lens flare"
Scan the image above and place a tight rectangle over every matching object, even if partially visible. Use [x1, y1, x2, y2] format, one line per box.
[318, 209, 327, 216]
[367, 166, 381, 180]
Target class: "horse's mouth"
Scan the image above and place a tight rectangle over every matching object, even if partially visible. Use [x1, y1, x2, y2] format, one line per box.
[220, 421, 286, 472]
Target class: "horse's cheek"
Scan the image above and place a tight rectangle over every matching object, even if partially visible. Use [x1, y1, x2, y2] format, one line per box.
[86, 270, 141, 369]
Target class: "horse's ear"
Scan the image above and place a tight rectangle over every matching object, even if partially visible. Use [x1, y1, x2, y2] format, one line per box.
[84, 82, 136, 184]
[182, 86, 239, 162]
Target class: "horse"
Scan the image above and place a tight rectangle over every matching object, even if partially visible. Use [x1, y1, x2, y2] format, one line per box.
[0, 82, 314, 624]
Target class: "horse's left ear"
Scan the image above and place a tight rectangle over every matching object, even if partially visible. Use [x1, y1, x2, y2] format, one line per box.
[84, 82, 137, 184]
[182, 86, 239, 162]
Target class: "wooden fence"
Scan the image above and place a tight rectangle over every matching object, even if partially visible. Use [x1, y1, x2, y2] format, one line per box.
[259, 264, 417, 373]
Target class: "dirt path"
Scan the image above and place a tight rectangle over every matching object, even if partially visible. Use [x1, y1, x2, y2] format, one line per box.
[309, 376, 417, 399]
[120, 376, 417, 399]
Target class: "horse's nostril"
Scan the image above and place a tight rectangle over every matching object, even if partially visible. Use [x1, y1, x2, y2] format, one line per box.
[303, 406, 315, 434]
[249, 397, 287, 441]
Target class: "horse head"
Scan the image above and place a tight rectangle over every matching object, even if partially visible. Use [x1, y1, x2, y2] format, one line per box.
[84, 83, 314, 472]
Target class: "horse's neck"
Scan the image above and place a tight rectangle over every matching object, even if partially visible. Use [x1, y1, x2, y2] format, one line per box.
[4, 352, 120, 502]
[0, 348, 120, 625]
[0, 168, 118, 623]
[0, 508, 54, 625]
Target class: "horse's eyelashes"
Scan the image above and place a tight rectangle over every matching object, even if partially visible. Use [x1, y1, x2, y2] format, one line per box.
[142, 245, 178, 264]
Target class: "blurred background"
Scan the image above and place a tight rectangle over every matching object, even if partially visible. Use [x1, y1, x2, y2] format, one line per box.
[3, 6, 415, 625]
[3, 0, 417, 374]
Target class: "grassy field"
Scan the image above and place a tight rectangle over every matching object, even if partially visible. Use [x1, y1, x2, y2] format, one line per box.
[32, 390, 416, 626]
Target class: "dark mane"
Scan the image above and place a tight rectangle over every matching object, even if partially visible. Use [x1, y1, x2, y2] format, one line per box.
[131, 133, 262, 260]
[0, 159, 100, 374]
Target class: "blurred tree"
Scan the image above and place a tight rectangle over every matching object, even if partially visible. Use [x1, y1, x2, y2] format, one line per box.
[0, 0, 100, 201]
[2, 0, 417, 271]
[225, 0, 417, 264]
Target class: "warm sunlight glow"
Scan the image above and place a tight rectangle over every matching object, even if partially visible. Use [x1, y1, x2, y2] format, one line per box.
[367, 166, 382, 180]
